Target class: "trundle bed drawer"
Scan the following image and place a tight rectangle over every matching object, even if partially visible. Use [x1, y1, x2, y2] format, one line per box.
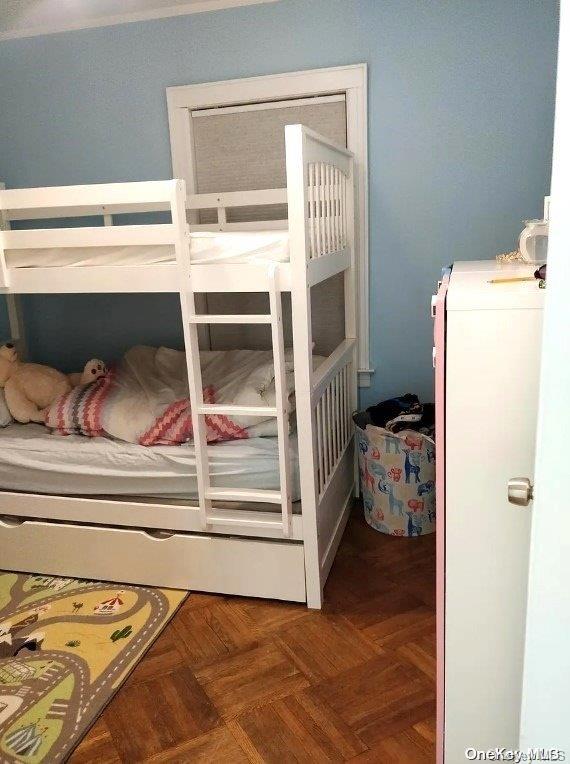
[0, 517, 306, 602]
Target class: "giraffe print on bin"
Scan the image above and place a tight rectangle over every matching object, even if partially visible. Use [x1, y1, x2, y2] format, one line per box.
[357, 424, 435, 537]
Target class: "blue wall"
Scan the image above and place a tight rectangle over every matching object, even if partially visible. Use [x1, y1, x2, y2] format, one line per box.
[0, 0, 559, 405]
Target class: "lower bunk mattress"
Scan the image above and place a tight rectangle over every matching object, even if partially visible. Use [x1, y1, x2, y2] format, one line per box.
[0, 424, 300, 501]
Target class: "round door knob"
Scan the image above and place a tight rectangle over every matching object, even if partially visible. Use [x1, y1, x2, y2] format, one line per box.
[508, 477, 534, 507]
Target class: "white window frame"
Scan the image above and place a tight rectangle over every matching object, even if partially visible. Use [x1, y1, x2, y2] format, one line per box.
[166, 64, 372, 386]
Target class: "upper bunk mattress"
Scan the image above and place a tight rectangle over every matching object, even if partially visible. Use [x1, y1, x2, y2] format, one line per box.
[0, 424, 300, 501]
[5, 230, 290, 268]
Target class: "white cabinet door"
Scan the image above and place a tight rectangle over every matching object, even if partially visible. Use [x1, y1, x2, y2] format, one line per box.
[519, 3, 570, 752]
[445, 305, 542, 761]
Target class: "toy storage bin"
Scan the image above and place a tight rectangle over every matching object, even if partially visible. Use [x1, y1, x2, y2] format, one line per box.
[355, 420, 436, 537]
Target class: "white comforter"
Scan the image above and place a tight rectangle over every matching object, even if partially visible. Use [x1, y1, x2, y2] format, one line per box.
[46, 345, 318, 446]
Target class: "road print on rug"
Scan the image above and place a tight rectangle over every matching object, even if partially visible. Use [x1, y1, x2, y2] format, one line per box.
[0, 571, 186, 763]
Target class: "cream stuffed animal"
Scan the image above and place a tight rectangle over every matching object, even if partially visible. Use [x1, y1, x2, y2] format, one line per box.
[0, 344, 107, 424]
[67, 359, 107, 387]
[0, 343, 70, 424]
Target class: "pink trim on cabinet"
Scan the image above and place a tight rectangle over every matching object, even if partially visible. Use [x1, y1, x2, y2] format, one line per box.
[434, 272, 450, 764]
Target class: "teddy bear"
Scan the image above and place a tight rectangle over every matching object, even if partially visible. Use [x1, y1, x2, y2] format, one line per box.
[67, 359, 107, 387]
[0, 343, 107, 424]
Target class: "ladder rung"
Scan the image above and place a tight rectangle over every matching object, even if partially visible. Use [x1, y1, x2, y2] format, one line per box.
[189, 314, 272, 324]
[198, 403, 278, 417]
[206, 487, 282, 504]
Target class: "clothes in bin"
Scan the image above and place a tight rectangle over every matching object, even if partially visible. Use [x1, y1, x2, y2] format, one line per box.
[355, 396, 435, 537]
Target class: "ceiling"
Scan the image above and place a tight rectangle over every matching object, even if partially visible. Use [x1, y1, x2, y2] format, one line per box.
[0, 0, 278, 40]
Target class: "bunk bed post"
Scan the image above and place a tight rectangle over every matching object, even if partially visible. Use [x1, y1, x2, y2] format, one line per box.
[6, 296, 28, 360]
[286, 124, 322, 608]
[344, 155, 358, 491]
[0, 183, 27, 358]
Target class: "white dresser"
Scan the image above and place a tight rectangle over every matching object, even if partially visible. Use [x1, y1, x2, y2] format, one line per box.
[434, 261, 545, 762]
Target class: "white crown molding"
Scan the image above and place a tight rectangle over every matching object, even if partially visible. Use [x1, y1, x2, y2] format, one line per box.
[0, 0, 279, 41]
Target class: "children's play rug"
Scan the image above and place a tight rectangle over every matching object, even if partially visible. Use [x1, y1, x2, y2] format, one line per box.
[0, 572, 186, 763]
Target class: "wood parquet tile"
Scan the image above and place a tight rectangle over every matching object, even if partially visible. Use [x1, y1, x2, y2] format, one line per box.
[351, 725, 435, 763]
[103, 666, 220, 760]
[312, 654, 435, 748]
[121, 622, 188, 688]
[396, 632, 437, 682]
[234, 598, 313, 636]
[145, 726, 250, 763]
[413, 716, 437, 744]
[172, 599, 261, 670]
[275, 613, 381, 682]
[351, 591, 436, 650]
[195, 640, 310, 721]
[70, 504, 436, 762]
[230, 689, 367, 762]
[71, 718, 122, 764]
[318, 552, 398, 613]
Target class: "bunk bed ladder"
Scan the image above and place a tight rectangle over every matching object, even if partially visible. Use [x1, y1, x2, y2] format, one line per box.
[187, 268, 292, 537]
[173, 184, 292, 536]
[172, 181, 213, 529]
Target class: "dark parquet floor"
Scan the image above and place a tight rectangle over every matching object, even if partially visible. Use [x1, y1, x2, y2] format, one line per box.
[71, 503, 436, 763]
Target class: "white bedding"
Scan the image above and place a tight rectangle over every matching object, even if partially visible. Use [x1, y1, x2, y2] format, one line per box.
[5, 230, 290, 268]
[0, 424, 300, 501]
[45, 346, 309, 446]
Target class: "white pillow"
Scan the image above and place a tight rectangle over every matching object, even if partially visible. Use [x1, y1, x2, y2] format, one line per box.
[0, 389, 13, 427]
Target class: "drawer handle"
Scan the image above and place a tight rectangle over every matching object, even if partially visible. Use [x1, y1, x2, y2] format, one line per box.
[0, 515, 25, 528]
[144, 529, 175, 540]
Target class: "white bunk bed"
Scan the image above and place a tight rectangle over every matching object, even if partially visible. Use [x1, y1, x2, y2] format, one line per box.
[0, 125, 357, 608]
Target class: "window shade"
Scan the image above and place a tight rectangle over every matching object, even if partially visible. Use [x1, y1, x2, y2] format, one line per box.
[192, 97, 346, 223]
[192, 96, 347, 353]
